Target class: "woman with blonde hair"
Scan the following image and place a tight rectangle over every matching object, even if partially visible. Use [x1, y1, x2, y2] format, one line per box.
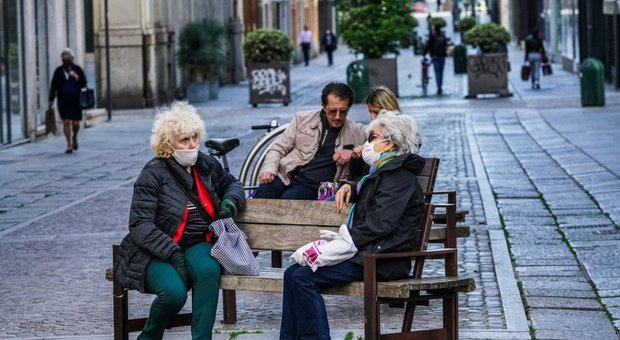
[114, 101, 245, 339]
[365, 85, 400, 120]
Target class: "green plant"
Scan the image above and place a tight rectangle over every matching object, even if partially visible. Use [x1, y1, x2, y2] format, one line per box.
[339, 0, 417, 58]
[456, 16, 477, 32]
[427, 16, 447, 29]
[177, 19, 224, 81]
[243, 28, 293, 63]
[464, 23, 510, 53]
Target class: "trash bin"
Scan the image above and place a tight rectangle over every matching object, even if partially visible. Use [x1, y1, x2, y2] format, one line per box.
[580, 58, 605, 107]
[454, 44, 467, 74]
[346, 60, 369, 103]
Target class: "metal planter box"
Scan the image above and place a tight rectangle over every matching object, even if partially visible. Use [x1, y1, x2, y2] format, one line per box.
[248, 62, 291, 107]
[365, 58, 399, 97]
[466, 53, 512, 98]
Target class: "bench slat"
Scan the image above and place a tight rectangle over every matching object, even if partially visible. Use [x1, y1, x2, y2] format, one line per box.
[238, 223, 470, 250]
[236, 199, 348, 226]
[220, 269, 475, 298]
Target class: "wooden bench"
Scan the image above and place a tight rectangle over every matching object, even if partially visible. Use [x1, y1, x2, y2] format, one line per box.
[107, 157, 475, 339]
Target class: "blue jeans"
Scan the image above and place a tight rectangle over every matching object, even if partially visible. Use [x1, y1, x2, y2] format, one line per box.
[280, 261, 364, 340]
[431, 56, 446, 91]
[253, 176, 317, 200]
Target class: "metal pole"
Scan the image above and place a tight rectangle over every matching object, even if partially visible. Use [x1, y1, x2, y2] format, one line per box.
[104, 0, 111, 120]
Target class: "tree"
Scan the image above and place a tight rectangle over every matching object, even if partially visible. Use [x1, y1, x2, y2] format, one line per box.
[339, 0, 417, 58]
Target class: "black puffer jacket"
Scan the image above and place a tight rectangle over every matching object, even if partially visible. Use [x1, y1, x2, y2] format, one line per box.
[348, 154, 425, 280]
[114, 152, 245, 293]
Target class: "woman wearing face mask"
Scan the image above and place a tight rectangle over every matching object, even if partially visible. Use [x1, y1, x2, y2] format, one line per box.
[279, 113, 425, 339]
[114, 101, 245, 340]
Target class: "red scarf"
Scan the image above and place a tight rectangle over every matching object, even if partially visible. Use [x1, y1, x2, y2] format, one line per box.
[172, 168, 216, 243]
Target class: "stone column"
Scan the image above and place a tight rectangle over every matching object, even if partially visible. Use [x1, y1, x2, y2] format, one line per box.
[22, 0, 38, 139]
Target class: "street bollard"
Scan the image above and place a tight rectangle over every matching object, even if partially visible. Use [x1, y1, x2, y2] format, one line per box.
[454, 44, 467, 74]
[346, 60, 369, 103]
[580, 58, 605, 107]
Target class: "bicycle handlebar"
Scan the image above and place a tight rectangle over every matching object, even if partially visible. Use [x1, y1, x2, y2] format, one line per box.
[251, 120, 279, 131]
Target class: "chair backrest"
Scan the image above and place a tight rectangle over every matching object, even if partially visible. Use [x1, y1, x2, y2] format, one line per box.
[416, 157, 440, 203]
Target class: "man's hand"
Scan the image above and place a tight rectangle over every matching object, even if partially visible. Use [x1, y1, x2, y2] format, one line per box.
[48, 101, 53, 110]
[68, 70, 79, 81]
[259, 171, 275, 184]
[335, 184, 352, 213]
[333, 149, 353, 166]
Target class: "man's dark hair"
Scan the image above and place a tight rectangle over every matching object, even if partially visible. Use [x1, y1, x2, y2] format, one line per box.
[321, 82, 355, 107]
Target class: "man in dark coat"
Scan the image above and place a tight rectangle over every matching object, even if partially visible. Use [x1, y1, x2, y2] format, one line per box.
[321, 29, 338, 66]
[424, 25, 448, 95]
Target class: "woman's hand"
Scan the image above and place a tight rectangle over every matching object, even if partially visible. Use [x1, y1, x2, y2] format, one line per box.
[352, 146, 363, 159]
[335, 184, 352, 213]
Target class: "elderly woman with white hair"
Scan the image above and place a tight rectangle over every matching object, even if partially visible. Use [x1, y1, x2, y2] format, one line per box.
[280, 113, 425, 339]
[48, 48, 87, 153]
[114, 101, 245, 340]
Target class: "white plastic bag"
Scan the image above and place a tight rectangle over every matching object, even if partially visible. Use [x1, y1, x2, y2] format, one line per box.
[290, 225, 357, 271]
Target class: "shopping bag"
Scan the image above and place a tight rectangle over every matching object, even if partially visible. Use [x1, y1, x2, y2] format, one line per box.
[210, 218, 259, 276]
[542, 64, 553, 76]
[80, 88, 95, 109]
[45, 108, 57, 135]
[290, 225, 357, 271]
[521, 64, 530, 81]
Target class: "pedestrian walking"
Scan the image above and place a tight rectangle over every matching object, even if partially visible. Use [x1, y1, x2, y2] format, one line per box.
[423, 25, 448, 95]
[321, 29, 338, 66]
[48, 48, 87, 153]
[525, 27, 546, 90]
[113, 101, 245, 340]
[298, 25, 313, 66]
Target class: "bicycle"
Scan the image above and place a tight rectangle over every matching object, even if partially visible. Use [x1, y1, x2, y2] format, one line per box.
[421, 56, 430, 97]
[205, 119, 284, 193]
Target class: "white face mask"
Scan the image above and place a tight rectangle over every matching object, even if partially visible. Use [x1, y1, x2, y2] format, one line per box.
[362, 139, 387, 166]
[173, 146, 199, 167]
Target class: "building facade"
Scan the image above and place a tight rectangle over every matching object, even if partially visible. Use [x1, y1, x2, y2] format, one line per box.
[0, 0, 244, 147]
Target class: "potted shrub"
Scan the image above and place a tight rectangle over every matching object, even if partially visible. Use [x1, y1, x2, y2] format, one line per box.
[455, 16, 477, 43]
[243, 28, 293, 107]
[428, 16, 447, 30]
[463, 23, 512, 98]
[177, 19, 224, 102]
[339, 0, 417, 98]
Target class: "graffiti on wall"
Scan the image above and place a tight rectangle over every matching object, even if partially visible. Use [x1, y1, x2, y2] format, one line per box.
[467, 54, 510, 79]
[250, 68, 288, 95]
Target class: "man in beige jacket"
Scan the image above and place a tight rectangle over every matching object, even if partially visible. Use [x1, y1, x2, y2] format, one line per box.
[254, 82, 366, 200]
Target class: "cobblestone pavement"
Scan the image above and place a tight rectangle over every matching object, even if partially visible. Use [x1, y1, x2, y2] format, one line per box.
[1, 45, 619, 339]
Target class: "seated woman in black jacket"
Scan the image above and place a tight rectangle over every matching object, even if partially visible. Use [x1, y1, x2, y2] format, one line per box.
[114, 101, 245, 340]
[279, 113, 425, 339]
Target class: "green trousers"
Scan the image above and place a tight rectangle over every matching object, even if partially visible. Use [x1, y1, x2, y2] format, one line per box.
[138, 242, 221, 340]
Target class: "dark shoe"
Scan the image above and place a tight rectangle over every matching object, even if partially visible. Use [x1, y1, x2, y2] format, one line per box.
[72, 137, 78, 150]
[437, 89, 443, 95]
[65, 148, 73, 154]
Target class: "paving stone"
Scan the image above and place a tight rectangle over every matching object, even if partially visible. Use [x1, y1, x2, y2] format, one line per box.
[529, 309, 618, 340]
[526, 296, 603, 310]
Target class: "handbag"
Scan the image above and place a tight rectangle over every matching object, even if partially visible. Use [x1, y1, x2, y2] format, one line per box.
[80, 88, 95, 109]
[521, 64, 530, 81]
[290, 225, 357, 271]
[209, 218, 259, 276]
[541, 52, 549, 64]
[318, 181, 339, 201]
[542, 63, 553, 76]
[45, 108, 57, 135]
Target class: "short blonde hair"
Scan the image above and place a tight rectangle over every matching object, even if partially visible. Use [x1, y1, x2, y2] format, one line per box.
[150, 101, 206, 158]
